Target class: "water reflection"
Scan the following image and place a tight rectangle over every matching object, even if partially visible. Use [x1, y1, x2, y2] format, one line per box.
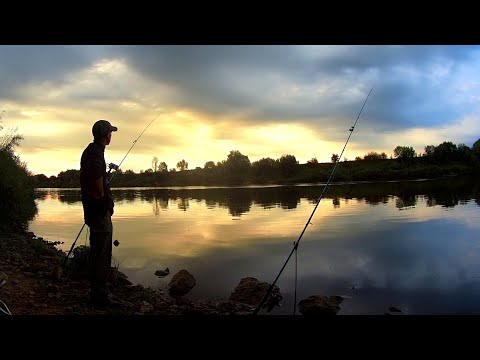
[30, 176, 480, 315]
[43, 176, 480, 217]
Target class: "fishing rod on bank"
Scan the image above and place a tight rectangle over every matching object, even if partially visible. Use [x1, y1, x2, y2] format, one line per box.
[252, 86, 374, 315]
[62, 112, 164, 268]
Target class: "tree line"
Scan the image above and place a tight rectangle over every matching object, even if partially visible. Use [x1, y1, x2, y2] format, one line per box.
[31, 139, 480, 188]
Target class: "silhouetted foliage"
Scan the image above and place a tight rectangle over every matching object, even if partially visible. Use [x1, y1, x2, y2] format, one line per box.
[204, 161, 216, 170]
[176, 159, 188, 171]
[252, 157, 277, 179]
[394, 146, 416, 160]
[363, 151, 388, 160]
[473, 138, 480, 159]
[29, 135, 480, 189]
[0, 116, 37, 231]
[279, 154, 298, 177]
[225, 150, 251, 183]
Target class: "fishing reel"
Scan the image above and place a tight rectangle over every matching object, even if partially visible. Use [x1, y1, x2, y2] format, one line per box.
[108, 163, 119, 171]
[107, 163, 119, 185]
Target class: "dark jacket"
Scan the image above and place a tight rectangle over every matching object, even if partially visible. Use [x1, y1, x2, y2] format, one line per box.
[80, 141, 114, 223]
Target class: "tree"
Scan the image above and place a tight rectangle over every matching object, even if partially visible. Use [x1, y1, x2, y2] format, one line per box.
[0, 111, 23, 154]
[152, 156, 158, 172]
[159, 162, 168, 172]
[363, 151, 388, 161]
[204, 161, 216, 170]
[252, 157, 276, 177]
[433, 141, 457, 162]
[278, 154, 298, 176]
[423, 145, 435, 157]
[307, 157, 318, 164]
[331, 154, 339, 163]
[225, 150, 251, 174]
[176, 159, 188, 171]
[457, 143, 473, 163]
[472, 138, 480, 159]
[57, 169, 80, 187]
[393, 146, 416, 160]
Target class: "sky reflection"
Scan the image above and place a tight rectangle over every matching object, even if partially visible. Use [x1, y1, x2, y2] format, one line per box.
[29, 180, 480, 314]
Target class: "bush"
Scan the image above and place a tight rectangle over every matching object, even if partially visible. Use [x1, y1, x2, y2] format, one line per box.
[0, 148, 37, 232]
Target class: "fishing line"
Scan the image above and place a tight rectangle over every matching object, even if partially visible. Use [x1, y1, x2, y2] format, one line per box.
[293, 241, 298, 315]
[108, 112, 162, 184]
[62, 111, 164, 267]
[253, 86, 374, 315]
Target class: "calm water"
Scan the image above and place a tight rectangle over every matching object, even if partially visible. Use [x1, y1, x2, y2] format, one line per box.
[29, 177, 480, 315]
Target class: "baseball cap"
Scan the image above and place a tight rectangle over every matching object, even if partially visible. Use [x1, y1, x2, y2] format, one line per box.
[92, 120, 118, 138]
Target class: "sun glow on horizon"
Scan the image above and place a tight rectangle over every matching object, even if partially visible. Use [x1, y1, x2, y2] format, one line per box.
[2, 46, 479, 177]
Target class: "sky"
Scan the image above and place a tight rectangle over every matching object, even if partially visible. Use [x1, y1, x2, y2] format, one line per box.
[1, 45, 479, 177]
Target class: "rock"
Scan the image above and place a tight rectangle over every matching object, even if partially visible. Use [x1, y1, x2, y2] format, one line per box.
[168, 269, 196, 297]
[154, 268, 170, 277]
[388, 306, 402, 313]
[298, 295, 344, 315]
[107, 268, 133, 287]
[229, 277, 282, 309]
[117, 275, 133, 286]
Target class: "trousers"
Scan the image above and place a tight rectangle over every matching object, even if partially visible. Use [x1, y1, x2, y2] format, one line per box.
[87, 211, 113, 297]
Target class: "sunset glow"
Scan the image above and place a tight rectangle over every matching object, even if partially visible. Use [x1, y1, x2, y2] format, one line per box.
[1, 45, 479, 177]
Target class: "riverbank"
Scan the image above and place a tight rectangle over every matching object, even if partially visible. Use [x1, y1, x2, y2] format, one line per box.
[0, 230, 263, 315]
[31, 158, 479, 189]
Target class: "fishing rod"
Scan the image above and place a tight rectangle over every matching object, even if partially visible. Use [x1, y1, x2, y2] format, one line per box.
[252, 86, 374, 315]
[62, 112, 164, 268]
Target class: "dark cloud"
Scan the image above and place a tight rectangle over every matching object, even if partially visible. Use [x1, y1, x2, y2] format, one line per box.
[0, 45, 109, 100]
[109, 45, 479, 132]
[2, 45, 478, 139]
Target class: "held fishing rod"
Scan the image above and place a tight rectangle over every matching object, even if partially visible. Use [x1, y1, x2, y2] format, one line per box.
[62, 112, 163, 268]
[252, 86, 374, 315]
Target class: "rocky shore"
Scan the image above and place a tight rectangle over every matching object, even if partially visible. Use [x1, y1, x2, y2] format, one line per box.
[0, 230, 348, 316]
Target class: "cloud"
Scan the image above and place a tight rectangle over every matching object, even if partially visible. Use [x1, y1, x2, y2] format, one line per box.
[2, 45, 480, 176]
